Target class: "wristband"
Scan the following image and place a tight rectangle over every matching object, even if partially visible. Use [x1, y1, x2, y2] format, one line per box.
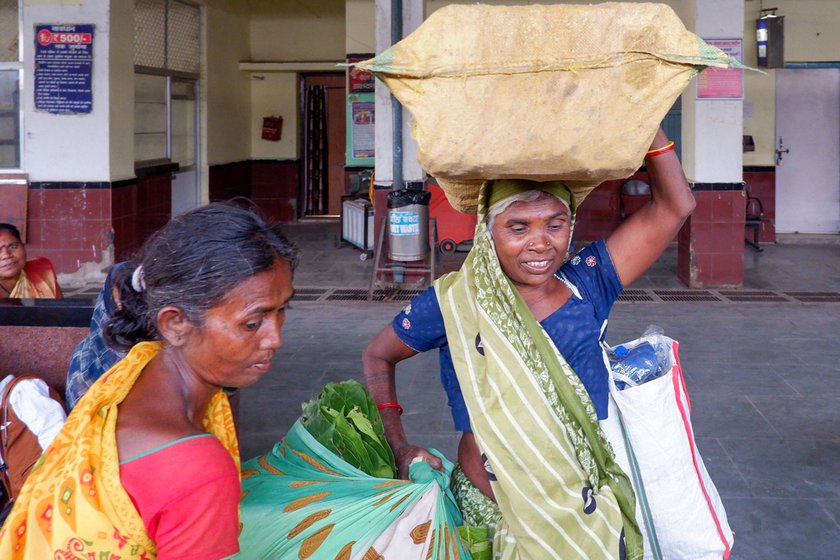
[377, 402, 404, 415]
[645, 141, 675, 158]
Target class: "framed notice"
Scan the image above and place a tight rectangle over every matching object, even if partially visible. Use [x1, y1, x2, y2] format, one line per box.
[34, 24, 95, 114]
[697, 38, 743, 100]
[346, 53, 375, 94]
[346, 93, 375, 166]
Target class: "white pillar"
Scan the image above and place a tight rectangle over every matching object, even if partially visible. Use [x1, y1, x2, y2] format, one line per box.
[21, 1, 134, 182]
[373, 0, 423, 187]
[682, 0, 745, 183]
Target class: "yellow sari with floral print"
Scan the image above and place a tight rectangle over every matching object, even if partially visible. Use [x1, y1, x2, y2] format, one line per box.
[0, 341, 239, 559]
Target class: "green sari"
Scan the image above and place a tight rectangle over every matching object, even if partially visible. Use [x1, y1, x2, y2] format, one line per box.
[435, 182, 642, 560]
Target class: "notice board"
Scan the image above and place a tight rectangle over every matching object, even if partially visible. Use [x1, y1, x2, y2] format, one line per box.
[697, 38, 743, 100]
[346, 54, 375, 166]
[346, 93, 375, 166]
[34, 24, 94, 114]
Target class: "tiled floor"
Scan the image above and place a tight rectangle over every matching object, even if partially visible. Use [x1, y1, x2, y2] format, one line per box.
[232, 221, 840, 559]
[67, 220, 840, 559]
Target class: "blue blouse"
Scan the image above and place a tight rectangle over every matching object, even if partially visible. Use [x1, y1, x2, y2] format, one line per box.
[392, 240, 622, 431]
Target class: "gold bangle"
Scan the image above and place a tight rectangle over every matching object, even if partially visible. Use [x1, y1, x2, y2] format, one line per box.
[646, 141, 675, 158]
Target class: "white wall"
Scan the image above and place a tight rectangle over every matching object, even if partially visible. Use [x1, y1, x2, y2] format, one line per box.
[22, 1, 132, 182]
[346, 0, 376, 54]
[205, 0, 252, 166]
[242, 0, 351, 161]
[740, 0, 840, 166]
[248, 0, 345, 61]
[250, 73, 298, 160]
[680, 0, 745, 183]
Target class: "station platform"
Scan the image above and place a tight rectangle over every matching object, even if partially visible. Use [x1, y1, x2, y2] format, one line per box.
[63, 220, 840, 559]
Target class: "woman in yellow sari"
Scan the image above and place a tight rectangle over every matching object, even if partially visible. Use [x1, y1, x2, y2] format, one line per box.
[0, 223, 62, 298]
[0, 203, 298, 559]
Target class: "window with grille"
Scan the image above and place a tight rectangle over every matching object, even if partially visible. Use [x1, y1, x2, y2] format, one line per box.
[134, 0, 200, 166]
[0, 0, 21, 168]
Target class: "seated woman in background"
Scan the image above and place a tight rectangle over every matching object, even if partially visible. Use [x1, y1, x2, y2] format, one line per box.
[0, 223, 62, 298]
[0, 203, 298, 560]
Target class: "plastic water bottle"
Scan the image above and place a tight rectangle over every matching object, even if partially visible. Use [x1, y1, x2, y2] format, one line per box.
[609, 341, 662, 390]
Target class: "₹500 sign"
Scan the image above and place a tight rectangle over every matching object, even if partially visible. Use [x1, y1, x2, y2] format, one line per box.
[37, 29, 92, 46]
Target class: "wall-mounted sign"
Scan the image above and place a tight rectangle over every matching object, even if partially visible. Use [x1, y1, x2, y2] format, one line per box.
[347, 53, 375, 94]
[34, 24, 94, 114]
[347, 93, 375, 166]
[697, 38, 743, 100]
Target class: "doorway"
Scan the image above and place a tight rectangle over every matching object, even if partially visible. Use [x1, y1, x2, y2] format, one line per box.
[170, 79, 199, 216]
[301, 73, 346, 217]
[775, 69, 840, 234]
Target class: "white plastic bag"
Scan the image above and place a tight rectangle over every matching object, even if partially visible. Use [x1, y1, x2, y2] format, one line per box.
[601, 333, 734, 560]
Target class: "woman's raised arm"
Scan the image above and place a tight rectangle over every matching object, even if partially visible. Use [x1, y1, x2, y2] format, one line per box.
[605, 127, 696, 287]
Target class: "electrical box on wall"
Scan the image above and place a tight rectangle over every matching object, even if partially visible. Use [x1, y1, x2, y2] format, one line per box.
[756, 13, 784, 68]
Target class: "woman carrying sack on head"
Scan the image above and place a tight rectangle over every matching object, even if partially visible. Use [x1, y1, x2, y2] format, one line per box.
[363, 129, 695, 560]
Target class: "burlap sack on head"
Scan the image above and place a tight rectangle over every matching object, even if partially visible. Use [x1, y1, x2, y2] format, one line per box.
[356, 2, 742, 214]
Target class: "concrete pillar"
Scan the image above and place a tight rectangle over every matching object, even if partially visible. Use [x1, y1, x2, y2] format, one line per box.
[678, 0, 747, 288]
[22, 1, 134, 182]
[373, 0, 423, 189]
[371, 0, 426, 287]
[19, 1, 135, 280]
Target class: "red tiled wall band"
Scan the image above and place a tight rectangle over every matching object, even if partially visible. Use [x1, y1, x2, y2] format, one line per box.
[743, 170, 775, 243]
[209, 160, 300, 223]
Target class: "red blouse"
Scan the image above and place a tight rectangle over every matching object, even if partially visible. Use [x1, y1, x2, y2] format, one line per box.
[120, 434, 241, 560]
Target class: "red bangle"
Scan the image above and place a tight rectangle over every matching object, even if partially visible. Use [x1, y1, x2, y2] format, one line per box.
[377, 402, 404, 415]
[645, 141, 675, 158]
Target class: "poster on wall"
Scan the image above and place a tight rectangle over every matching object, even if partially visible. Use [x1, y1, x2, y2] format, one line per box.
[346, 53, 375, 94]
[346, 93, 375, 166]
[697, 38, 743, 100]
[34, 24, 94, 114]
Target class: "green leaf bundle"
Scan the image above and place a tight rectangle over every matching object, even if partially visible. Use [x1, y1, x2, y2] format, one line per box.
[300, 380, 397, 479]
[457, 525, 492, 560]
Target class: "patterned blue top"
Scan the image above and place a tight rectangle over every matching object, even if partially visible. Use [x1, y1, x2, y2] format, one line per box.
[392, 240, 622, 431]
[65, 263, 127, 410]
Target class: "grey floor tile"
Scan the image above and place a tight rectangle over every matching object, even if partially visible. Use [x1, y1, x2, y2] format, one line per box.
[695, 437, 752, 499]
[240, 430, 289, 462]
[683, 364, 797, 398]
[759, 365, 840, 398]
[724, 497, 840, 559]
[748, 395, 840, 439]
[688, 394, 778, 438]
[718, 437, 840, 500]
[818, 499, 840, 529]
